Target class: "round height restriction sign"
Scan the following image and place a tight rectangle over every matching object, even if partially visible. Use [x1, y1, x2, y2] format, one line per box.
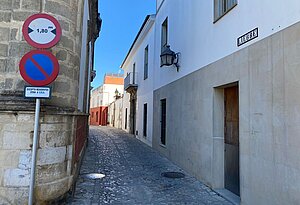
[22, 13, 62, 48]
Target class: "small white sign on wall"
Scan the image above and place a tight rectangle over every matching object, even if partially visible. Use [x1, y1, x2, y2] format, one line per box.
[24, 86, 51, 99]
[237, 28, 259, 47]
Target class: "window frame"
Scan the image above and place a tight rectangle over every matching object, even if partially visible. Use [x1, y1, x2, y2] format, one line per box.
[144, 45, 149, 80]
[160, 98, 167, 146]
[132, 63, 136, 84]
[143, 103, 147, 137]
[161, 17, 168, 53]
[214, 0, 237, 23]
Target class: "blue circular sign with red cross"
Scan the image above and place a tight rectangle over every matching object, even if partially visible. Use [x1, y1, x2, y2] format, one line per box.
[19, 50, 59, 86]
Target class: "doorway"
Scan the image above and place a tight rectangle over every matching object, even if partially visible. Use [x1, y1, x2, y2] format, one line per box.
[224, 85, 240, 196]
[125, 108, 128, 130]
[160, 99, 166, 145]
[130, 99, 136, 135]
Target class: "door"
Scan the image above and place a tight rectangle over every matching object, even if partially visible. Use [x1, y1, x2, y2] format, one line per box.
[132, 99, 136, 135]
[224, 85, 240, 196]
[160, 99, 166, 145]
[130, 99, 136, 135]
[143, 103, 147, 137]
[125, 108, 128, 129]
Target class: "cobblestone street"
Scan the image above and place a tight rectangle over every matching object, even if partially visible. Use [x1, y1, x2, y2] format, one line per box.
[66, 126, 232, 205]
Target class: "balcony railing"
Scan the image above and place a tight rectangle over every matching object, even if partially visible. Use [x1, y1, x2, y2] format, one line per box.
[124, 72, 138, 92]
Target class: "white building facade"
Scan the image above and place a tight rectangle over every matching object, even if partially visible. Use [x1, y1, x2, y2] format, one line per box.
[121, 15, 155, 146]
[108, 97, 123, 129]
[121, 0, 300, 204]
[90, 74, 124, 108]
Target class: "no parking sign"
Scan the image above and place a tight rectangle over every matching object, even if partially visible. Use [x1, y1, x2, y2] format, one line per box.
[19, 50, 59, 86]
[20, 13, 62, 205]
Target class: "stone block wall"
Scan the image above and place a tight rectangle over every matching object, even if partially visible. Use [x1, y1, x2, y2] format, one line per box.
[0, 0, 90, 204]
[0, 111, 80, 204]
[0, 0, 84, 109]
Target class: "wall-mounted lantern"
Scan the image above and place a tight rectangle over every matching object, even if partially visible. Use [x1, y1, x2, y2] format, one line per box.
[91, 70, 96, 82]
[160, 45, 179, 72]
[114, 89, 121, 99]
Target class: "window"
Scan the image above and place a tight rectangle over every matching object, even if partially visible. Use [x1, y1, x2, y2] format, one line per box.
[144, 45, 149, 80]
[92, 112, 94, 118]
[96, 112, 98, 122]
[160, 99, 166, 145]
[133, 63, 136, 84]
[143, 103, 147, 137]
[161, 18, 168, 52]
[214, 0, 237, 22]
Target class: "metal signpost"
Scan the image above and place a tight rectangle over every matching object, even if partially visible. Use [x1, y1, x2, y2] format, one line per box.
[20, 13, 61, 205]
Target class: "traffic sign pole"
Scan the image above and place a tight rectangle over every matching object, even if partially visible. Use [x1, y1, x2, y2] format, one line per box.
[29, 98, 40, 205]
[21, 13, 61, 205]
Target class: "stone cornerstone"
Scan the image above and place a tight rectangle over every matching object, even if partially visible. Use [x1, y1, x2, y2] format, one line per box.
[0, 0, 100, 204]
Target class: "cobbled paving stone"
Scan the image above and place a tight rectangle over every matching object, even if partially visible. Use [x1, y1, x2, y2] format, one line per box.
[65, 126, 233, 205]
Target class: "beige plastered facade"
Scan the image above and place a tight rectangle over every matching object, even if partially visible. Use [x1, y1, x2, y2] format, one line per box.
[153, 21, 300, 205]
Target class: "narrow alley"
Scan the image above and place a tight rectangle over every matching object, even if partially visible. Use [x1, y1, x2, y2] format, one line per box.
[66, 126, 232, 205]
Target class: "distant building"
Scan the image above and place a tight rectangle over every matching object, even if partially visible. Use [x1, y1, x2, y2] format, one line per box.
[121, 15, 155, 146]
[90, 73, 124, 126]
[108, 96, 123, 129]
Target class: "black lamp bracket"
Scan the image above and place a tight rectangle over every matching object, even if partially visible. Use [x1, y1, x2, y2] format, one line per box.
[174, 52, 180, 72]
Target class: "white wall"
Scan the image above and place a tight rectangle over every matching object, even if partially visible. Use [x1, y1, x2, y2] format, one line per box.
[122, 91, 130, 132]
[108, 97, 123, 129]
[153, 0, 300, 90]
[135, 92, 153, 146]
[102, 84, 124, 106]
[156, 0, 164, 11]
[152, 24, 300, 204]
[90, 86, 101, 108]
[90, 83, 124, 108]
[120, 1, 300, 203]
[78, 0, 90, 112]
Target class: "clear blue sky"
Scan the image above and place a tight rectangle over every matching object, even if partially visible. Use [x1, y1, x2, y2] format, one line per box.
[92, 0, 156, 88]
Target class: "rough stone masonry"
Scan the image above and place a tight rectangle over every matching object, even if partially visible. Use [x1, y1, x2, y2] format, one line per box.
[0, 0, 94, 204]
